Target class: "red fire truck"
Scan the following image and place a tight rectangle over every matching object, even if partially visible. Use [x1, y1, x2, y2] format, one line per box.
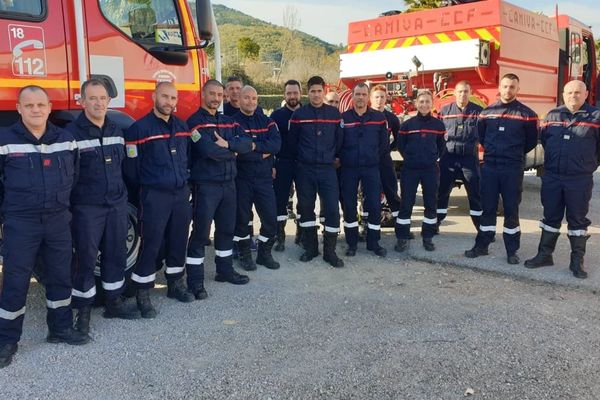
[339, 0, 598, 169]
[0, 0, 214, 276]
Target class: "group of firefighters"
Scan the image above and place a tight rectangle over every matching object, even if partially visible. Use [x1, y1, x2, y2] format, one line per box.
[0, 72, 598, 368]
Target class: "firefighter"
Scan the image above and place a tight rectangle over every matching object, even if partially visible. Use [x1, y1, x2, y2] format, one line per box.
[436, 81, 483, 232]
[185, 79, 253, 297]
[124, 82, 194, 318]
[340, 83, 389, 257]
[232, 86, 282, 271]
[525, 80, 600, 279]
[0, 86, 89, 369]
[223, 76, 243, 117]
[289, 76, 344, 268]
[67, 79, 140, 334]
[271, 80, 302, 251]
[370, 85, 402, 236]
[465, 73, 538, 264]
[324, 92, 340, 108]
[395, 90, 446, 252]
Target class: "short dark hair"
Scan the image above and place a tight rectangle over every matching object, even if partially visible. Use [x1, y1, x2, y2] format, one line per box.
[353, 82, 369, 94]
[307, 76, 325, 90]
[284, 79, 301, 91]
[203, 79, 224, 92]
[226, 76, 243, 86]
[501, 73, 519, 82]
[18, 85, 49, 102]
[81, 79, 109, 99]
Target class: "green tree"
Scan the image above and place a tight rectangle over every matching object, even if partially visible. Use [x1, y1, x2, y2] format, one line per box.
[403, 0, 443, 12]
[237, 37, 260, 60]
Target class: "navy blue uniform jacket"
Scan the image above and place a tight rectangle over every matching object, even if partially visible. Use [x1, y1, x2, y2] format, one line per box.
[541, 103, 600, 176]
[340, 108, 389, 168]
[232, 111, 281, 179]
[438, 101, 483, 157]
[66, 113, 127, 206]
[288, 103, 343, 165]
[187, 108, 253, 183]
[124, 112, 190, 191]
[398, 113, 446, 169]
[0, 121, 78, 215]
[478, 100, 538, 167]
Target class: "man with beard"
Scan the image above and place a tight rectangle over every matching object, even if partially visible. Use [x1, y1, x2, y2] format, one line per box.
[185, 80, 253, 298]
[465, 74, 538, 264]
[124, 82, 194, 318]
[232, 86, 281, 271]
[271, 80, 302, 251]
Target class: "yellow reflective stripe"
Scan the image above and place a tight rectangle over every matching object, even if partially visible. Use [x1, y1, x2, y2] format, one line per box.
[475, 28, 495, 42]
[401, 37, 416, 47]
[455, 31, 472, 41]
[417, 35, 432, 44]
[353, 43, 366, 53]
[384, 39, 398, 49]
[435, 33, 452, 42]
[0, 78, 70, 89]
[368, 41, 382, 51]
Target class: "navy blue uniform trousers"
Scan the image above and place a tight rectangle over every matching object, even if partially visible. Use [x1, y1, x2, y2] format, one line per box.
[234, 177, 277, 242]
[341, 166, 382, 249]
[0, 211, 73, 345]
[437, 154, 482, 225]
[396, 166, 439, 239]
[540, 172, 593, 235]
[131, 186, 191, 289]
[71, 203, 128, 307]
[475, 164, 523, 254]
[186, 181, 237, 287]
[296, 163, 340, 233]
[380, 154, 400, 216]
[273, 158, 297, 222]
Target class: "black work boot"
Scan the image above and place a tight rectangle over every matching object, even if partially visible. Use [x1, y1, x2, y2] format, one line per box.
[47, 327, 91, 345]
[465, 245, 488, 258]
[525, 230, 560, 269]
[299, 227, 319, 262]
[215, 270, 250, 285]
[0, 343, 18, 368]
[256, 238, 280, 269]
[394, 239, 409, 253]
[167, 277, 194, 303]
[74, 305, 92, 335]
[103, 296, 141, 319]
[136, 289, 157, 319]
[423, 237, 435, 252]
[568, 235, 590, 279]
[294, 222, 304, 247]
[237, 239, 257, 271]
[188, 282, 208, 300]
[323, 231, 344, 268]
[274, 221, 286, 252]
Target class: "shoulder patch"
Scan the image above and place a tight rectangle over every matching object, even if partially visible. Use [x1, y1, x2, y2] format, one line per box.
[191, 129, 201, 143]
[340, 119, 345, 129]
[126, 144, 138, 158]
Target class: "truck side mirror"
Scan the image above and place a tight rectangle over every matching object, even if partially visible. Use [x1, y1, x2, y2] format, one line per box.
[195, 0, 213, 41]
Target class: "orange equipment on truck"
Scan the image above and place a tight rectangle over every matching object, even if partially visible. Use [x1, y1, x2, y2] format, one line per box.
[0, 0, 215, 279]
[339, 0, 598, 168]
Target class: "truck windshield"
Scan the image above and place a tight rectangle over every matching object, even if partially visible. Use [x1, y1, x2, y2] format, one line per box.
[0, 0, 43, 17]
[99, 0, 183, 46]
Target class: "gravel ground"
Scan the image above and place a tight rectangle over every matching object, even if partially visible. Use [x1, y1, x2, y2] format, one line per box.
[1, 246, 599, 400]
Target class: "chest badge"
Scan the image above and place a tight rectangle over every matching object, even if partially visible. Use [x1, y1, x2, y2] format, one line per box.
[191, 129, 201, 143]
[43, 159, 52, 168]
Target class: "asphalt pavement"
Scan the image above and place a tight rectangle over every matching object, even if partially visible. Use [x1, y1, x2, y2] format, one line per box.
[0, 171, 599, 399]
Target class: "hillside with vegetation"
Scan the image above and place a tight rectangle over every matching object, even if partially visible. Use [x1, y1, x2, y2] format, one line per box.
[207, 4, 343, 95]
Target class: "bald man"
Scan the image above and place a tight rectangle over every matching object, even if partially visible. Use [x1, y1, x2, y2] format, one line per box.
[124, 82, 195, 317]
[525, 80, 600, 279]
[232, 86, 282, 271]
[324, 91, 340, 108]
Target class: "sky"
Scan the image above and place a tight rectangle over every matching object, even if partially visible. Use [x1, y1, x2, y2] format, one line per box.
[213, 0, 600, 45]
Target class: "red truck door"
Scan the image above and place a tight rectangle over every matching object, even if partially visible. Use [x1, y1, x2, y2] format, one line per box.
[0, 1, 70, 125]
